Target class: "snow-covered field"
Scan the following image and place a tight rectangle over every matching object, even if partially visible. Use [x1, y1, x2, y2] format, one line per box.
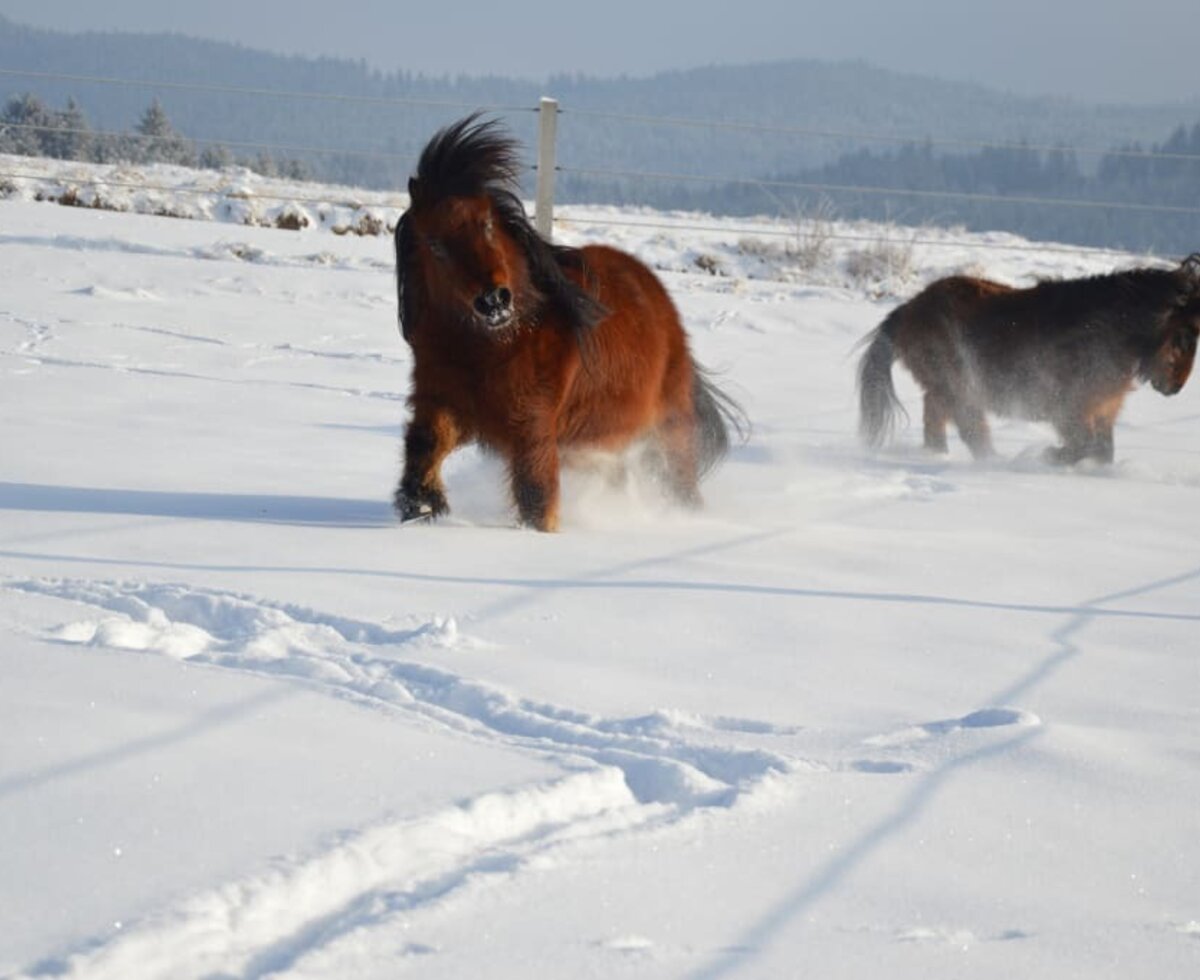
[2, 162, 1198, 980]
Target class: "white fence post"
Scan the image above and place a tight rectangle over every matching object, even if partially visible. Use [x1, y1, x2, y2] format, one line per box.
[534, 96, 558, 240]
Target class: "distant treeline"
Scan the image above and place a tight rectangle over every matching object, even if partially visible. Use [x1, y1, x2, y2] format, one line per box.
[0, 93, 310, 178]
[560, 124, 1200, 256]
[2, 83, 1197, 255]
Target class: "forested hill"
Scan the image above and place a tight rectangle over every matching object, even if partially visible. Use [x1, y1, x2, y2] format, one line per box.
[2, 15, 1198, 252]
[3, 14, 1197, 178]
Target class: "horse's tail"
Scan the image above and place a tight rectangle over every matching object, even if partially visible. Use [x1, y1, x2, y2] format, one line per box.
[692, 362, 748, 477]
[857, 311, 908, 449]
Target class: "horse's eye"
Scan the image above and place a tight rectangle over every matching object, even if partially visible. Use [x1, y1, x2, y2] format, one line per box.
[427, 239, 448, 259]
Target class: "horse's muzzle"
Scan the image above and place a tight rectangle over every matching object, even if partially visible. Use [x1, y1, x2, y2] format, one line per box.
[474, 286, 514, 328]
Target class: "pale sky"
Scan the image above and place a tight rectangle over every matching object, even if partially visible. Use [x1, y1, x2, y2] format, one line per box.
[1, 0, 1196, 105]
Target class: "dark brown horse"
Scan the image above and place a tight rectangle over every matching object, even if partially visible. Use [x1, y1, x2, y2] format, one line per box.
[858, 255, 1200, 463]
[393, 116, 743, 530]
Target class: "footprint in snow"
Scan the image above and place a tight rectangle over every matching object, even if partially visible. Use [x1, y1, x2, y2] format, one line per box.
[74, 284, 163, 302]
[849, 471, 958, 503]
[928, 707, 1041, 733]
[599, 934, 656, 955]
[897, 926, 1032, 945]
[848, 759, 916, 774]
[611, 709, 801, 738]
[864, 707, 1040, 748]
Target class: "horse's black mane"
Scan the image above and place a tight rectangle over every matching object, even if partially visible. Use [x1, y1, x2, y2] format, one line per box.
[1032, 261, 1189, 309]
[1022, 254, 1200, 341]
[409, 114, 523, 203]
[396, 115, 606, 342]
[1008, 254, 1200, 386]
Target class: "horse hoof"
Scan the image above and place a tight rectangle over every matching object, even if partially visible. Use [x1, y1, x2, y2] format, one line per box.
[516, 512, 559, 532]
[394, 489, 447, 523]
[1043, 446, 1079, 466]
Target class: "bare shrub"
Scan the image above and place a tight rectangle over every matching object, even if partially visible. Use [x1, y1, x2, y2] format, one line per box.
[152, 204, 194, 220]
[332, 209, 386, 236]
[844, 231, 916, 291]
[789, 197, 837, 271]
[62, 186, 124, 214]
[353, 210, 385, 236]
[735, 237, 774, 260]
[274, 204, 310, 231]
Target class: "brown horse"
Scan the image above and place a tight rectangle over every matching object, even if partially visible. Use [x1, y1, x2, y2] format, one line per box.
[858, 255, 1200, 463]
[393, 116, 743, 530]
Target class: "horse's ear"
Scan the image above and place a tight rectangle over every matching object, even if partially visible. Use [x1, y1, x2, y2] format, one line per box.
[1175, 253, 1200, 304]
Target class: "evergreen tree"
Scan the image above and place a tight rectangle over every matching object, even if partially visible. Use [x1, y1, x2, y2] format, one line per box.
[135, 99, 195, 166]
[250, 151, 277, 177]
[42, 98, 92, 160]
[0, 93, 53, 156]
[0, 93, 94, 160]
[199, 143, 234, 170]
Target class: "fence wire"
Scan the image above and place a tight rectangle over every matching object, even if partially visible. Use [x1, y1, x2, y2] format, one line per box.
[5, 67, 1199, 164]
[2, 65, 1196, 258]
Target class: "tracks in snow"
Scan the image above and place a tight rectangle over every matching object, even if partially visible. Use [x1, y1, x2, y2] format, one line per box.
[4, 575, 1042, 978]
[22, 769, 639, 980]
[5, 575, 794, 978]
[10, 577, 791, 809]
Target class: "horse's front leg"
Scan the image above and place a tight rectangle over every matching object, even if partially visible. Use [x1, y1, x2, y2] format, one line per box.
[1048, 424, 1113, 465]
[509, 421, 561, 532]
[1089, 421, 1115, 464]
[395, 405, 463, 522]
[1081, 395, 1124, 464]
[1049, 411, 1113, 466]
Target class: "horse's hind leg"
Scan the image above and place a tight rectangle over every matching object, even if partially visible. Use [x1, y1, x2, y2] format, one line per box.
[922, 389, 951, 453]
[656, 413, 703, 508]
[952, 401, 994, 459]
[1083, 394, 1124, 463]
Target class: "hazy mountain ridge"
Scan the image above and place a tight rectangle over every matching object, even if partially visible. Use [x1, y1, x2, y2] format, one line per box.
[3, 15, 1197, 175]
[2, 16, 1197, 252]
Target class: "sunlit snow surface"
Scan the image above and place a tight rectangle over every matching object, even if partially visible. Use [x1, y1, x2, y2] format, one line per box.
[1, 165, 1198, 979]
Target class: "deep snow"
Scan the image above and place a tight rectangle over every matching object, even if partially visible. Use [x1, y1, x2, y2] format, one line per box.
[1, 163, 1198, 979]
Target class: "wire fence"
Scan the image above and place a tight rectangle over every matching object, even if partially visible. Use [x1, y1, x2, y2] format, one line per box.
[0, 167, 404, 208]
[550, 214, 1143, 258]
[555, 164, 1200, 217]
[5, 67, 1199, 164]
[2, 65, 1198, 258]
[0, 160, 1147, 258]
[0, 121, 427, 163]
[560, 105, 1200, 164]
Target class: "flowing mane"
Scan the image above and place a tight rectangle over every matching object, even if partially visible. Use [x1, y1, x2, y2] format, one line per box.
[409, 113, 524, 200]
[396, 115, 604, 343]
